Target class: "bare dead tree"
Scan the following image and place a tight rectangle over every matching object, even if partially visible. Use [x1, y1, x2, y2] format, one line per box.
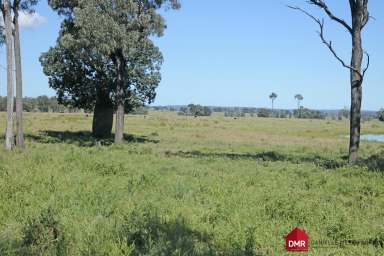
[289, 0, 370, 164]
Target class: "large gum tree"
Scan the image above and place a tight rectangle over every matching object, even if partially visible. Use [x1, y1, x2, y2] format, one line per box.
[42, 0, 179, 140]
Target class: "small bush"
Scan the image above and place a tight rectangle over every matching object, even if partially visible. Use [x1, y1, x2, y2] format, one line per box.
[377, 109, 384, 122]
[178, 104, 212, 117]
[20, 207, 68, 256]
[257, 108, 272, 118]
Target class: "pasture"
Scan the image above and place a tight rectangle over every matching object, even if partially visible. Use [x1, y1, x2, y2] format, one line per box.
[0, 111, 384, 255]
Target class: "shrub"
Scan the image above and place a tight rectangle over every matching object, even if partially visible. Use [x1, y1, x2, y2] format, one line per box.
[257, 108, 272, 118]
[20, 207, 68, 255]
[377, 109, 384, 122]
[130, 107, 149, 115]
[294, 107, 326, 119]
[178, 104, 212, 117]
[224, 110, 245, 118]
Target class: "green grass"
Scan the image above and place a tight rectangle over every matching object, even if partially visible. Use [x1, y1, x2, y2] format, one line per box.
[0, 111, 384, 255]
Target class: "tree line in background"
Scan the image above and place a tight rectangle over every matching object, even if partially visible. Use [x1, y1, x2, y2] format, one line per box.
[178, 104, 212, 117]
[2, 95, 381, 121]
[0, 96, 78, 113]
[154, 104, 379, 121]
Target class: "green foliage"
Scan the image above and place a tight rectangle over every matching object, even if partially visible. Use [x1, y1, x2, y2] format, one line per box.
[294, 107, 326, 119]
[0, 96, 76, 113]
[178, 104, 212, 117]
[17, 0, 39, 12]
[257, 108, 272, 118]
[338, 107, 350, 120]
[294, 94, 304, 102]
[41, 0, 179, 113]
[224, 109, 245, 118]
[269, 92, 277, 100]
[20, 207, 68, 255]
[131, 107, 149, 115]
[378, 109, 384, 122]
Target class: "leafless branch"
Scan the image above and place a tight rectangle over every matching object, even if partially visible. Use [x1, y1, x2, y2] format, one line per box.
[361, 0, 370, 29]
[288, 5, 363, 78]
[308, 0, 353, 33]
[362, 51, 370, 78]
[288, 5, 320, 25]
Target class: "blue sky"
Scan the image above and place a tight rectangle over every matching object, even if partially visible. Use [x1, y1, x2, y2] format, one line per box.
[1, 0, 383, 110]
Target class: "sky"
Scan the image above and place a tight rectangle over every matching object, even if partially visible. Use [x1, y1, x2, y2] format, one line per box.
[1, 0, 384, 110]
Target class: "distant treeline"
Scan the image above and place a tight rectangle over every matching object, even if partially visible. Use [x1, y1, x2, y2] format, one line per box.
[153, 105, 380, 120]
[0, 96, 153, 115]
[178, 104, 212, 117]
[0, 96, 380, 121]
[0, 96, 80, 113]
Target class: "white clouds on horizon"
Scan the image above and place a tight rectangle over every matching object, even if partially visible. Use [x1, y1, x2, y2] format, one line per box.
[19, 12, 47, 28]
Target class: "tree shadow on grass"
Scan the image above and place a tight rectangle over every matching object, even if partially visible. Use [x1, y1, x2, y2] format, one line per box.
[358, 152, 384, 172]
[0, 213, 267, 256]
[118, 210, 266, 256]
[25, 130, 159, 147]
[167, 150, 384, 172]
[165, 150, 346, 170]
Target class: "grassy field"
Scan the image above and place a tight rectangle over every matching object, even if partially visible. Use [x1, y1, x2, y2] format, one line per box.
[0, 111, 384, 255]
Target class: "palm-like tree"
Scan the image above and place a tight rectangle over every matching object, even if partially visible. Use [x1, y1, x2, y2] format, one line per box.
[269, 92, 278, 111]
[294, 94, 304, 118]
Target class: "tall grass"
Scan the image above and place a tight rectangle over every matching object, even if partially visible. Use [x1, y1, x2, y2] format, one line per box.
[0, 112, 383, 255]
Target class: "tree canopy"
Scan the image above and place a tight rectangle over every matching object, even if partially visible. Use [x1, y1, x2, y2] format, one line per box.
[41, 0, 173, 111]
[269, 93, 277, 100]
[41, 0, 179, 138]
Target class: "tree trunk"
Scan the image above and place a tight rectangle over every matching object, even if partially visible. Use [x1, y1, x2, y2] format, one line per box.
[114, 53, 125, 143]
[297, 101, 301, 118]
[348, 28, 363, 164]
[92, 87, 113, 138]
[14, 11, 25, 149]
[3, 1, 15, 151]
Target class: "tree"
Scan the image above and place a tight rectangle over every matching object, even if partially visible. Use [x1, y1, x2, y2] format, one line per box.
[1, 0, 15, 150]
[40, 21, 116, 137]
[257, 108, 272, 118]
[377, 109, 384, 122]
[338, 107, 350, 120]
[42, 0, 179, 140]
[294, 108, 326, 119]
[269, 92, 277, 111]
[12, 0, 38, 149]
[179, 104, 212, 117]
[294, 94, 304, 118]
[289, 1, 370, 164]
[75, 0, 178, 143]
[36, 95, 50, 112]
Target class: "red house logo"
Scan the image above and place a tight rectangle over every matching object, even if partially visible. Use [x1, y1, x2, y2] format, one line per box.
[284, 227, 309, 252]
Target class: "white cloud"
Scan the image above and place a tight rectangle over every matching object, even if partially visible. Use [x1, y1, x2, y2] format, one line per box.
[19, 12, 47, 28]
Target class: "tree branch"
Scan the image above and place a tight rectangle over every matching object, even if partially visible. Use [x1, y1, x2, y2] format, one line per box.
[308, 0, 353, 33]
[362, 51, 370, 78]
[288, 5, 365, 79]
[361, 0, 370, 29]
